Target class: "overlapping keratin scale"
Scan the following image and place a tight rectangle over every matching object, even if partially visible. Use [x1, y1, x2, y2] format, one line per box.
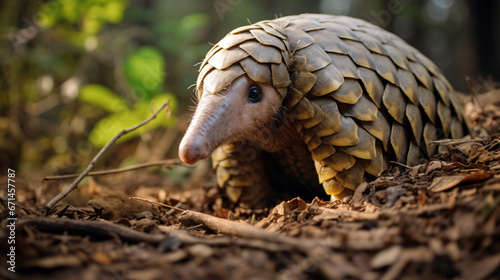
[203, 14, 467, 204]
[197, 20, 292, 97]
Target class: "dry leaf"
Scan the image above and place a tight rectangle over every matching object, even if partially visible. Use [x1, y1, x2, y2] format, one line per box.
[287, 197, 308, 211]
[460, 254, 500, 280]
[370, 245, 403, 269]
[461, 170, 492, 183]
[429, 176, 465, 192]
[92, 247, 112, 265]
[214, 208, 230, 219]
[428, 170, 490, 192]
[88, 195, 153, 220]
[426, 161, 442, 174]
[25, 255, 82, 269]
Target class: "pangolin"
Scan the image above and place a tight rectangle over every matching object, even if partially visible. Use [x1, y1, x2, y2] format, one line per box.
[179, 14, 468, 207]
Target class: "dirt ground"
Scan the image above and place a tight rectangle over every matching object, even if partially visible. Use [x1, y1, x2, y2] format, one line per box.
[1, 93, 500, 280]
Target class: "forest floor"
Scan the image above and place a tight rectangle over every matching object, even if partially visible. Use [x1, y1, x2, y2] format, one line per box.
[1, 91, 500, 280]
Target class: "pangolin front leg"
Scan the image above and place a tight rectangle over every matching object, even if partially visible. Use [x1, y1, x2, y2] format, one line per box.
[212, 142, 270, 207]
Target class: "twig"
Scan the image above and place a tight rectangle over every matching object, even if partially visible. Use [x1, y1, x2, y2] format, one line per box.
[45, 100, 171, 212]
[130, 196, 185, 212]
[378, 202, 456, 219]
[44, 159, 181, 180]
[158, 226, 292, 252]
[389, 161, 412, 169]
[465, 76, 481, 106]
[430, 138, 485, 146]
[19, 217, 166, 244]
[179, 210, 310, 251]
[317, 207, 380, 220]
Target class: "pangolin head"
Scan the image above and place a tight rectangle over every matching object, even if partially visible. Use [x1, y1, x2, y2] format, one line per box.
[179, 21, 292, 164]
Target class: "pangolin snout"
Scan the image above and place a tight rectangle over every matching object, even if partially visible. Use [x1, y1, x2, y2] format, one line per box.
[178, 90, 236, 165]
[178, 95, 218, 165]
[178, 136, 210, 165]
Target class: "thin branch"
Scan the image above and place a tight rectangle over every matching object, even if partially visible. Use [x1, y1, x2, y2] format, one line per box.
[430, 138, 485, 146]
[44, 159, 181, 180]
[317, 207, 380, 220]
[465, 76, 481, 106]
[158, 225, 293, 252]
[178, 210, 310, 251]
[130, 196, 185, 212]
[45, 100, 171, 212]
[389, 161, 412, 169]
[19, 217, 166, 244]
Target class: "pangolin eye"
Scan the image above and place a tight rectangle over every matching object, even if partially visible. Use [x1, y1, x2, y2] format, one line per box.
[247, 85, 262, 103]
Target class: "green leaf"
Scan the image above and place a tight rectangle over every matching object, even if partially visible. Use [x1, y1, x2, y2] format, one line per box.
[79, 84, 129, 113]
[99, 0, 126, 23]
[37, 1, 62, 29]
[88, 93, 177, 147]
[123, 47, 166, 100]
[135, 93, 178, 128]
[181, 13, 209, 31]
[82, 16, 103, 35]
[88, 109, 145, 147]
[60, 0, 79, 23]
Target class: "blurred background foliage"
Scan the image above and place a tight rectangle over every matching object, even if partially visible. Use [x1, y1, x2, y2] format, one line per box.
[0, 0, 499, 178]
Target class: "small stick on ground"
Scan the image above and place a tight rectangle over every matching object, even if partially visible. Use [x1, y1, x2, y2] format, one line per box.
[44, 100, 171, 213]
[19, 217, 167, 244]
[44, 159, 181, 180]
[318, 207, 380, 220]
[466, 76, 481, 106]
[130, 196, 185, 212]
[158, 226, 293, 252]
[389, 161, 412, 169]
[430, 138, 485, 146]
[179, 210, 310, 251]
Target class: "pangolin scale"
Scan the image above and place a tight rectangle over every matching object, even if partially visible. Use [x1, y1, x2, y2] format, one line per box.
[179, 14, 468, 207]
